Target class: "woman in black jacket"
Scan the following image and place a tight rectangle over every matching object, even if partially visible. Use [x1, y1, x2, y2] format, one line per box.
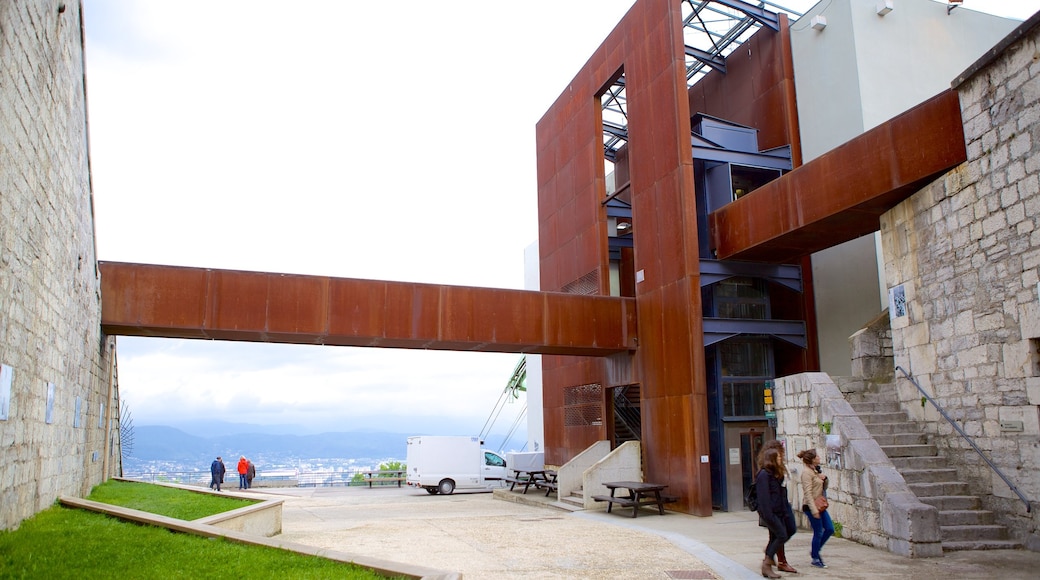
[756, 447, 797, 578]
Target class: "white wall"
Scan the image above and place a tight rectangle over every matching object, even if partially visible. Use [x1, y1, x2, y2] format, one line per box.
[523, 241, 544, 452]
[790, 0, 1019, 375]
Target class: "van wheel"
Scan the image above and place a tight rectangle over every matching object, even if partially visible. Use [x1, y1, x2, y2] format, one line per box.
[437, 479, 456, 495]
[424, 487, 438, 495]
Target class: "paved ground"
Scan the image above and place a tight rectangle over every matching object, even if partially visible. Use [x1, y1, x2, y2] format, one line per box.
[252, 485, 1040, 579]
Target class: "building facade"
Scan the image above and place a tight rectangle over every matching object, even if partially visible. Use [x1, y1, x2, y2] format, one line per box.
[0, 0, 121, 530]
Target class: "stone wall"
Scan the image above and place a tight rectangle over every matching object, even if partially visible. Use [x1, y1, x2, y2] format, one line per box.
[0, 0, 119, 530]
[774, 373, 943, 557]
[878, 15, 1040, 548]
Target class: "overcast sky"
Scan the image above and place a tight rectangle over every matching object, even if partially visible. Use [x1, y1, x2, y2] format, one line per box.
[83, 0, 1036, 441]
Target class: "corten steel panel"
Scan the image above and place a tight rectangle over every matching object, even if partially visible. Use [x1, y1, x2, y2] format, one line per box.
[710, 90, 967, 263]
[99, 262, 636, 356]
[535, 0, 808, 516]
[537, 0, 712, 515]
[97, 262, 209, 338]
[687, 14, 799, 157]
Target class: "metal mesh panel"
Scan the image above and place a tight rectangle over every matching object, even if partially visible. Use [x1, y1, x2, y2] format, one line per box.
[564, 383, 602, 426]
[561, 270, 599, 295]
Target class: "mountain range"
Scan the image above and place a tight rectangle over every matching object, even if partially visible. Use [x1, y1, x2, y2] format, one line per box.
[125, 421, 525, 464]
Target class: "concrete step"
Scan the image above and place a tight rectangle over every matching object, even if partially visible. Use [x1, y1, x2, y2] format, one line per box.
[881, 443, 938, 458]
[558, 495, 583, 508]
[849, 401, 902, 413]
[858, 411, 912, 424]
[864, 421, 924, 435]
[900, 468, 960, 484]
[942, 539, 1023, 551]
[890, 456, 947, 470]
[938, 509, 995, 526]
[941, 524, 1010, 542]
[907, 481, 970, 497]
[918, 495, 982, 510]
[549, 500, 582, 512]
[873, 432, 930, 446]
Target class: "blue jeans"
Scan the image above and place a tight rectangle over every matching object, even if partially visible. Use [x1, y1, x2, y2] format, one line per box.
[239, 474, 248, 489]
[803, 505, 834, 560]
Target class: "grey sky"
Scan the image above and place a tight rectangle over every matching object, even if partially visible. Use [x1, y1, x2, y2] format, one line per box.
[82, 0, 1035, 438]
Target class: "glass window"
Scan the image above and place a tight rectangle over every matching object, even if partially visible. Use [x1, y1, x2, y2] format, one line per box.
[713, 277, 769, 319]
[484, 452, 505, 468]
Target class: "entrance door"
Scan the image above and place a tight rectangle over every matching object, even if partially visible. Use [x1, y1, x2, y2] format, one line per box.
[722, 425, 767, 511]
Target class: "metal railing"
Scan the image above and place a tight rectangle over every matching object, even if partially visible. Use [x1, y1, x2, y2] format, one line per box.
[123, 469, 404, 489]
[895, 365, 1031, 513]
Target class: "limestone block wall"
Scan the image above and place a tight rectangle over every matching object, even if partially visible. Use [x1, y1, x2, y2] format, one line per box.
[879, 16, 1040, 547]
[774, 373, 942, 557]
[0, 0, 119, 530]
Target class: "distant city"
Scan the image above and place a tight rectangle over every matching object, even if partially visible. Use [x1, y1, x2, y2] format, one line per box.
[121, 421, 527, 487]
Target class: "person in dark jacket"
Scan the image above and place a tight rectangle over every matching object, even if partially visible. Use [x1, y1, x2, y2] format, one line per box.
[246, 460, 256, 489]
[761, 440, 797, 573]
[756, 447, 797, 578]
[210, 456, 225, 492]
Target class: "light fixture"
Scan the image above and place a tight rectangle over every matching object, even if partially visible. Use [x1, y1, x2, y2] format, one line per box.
[617, 222, 632, 234]
[877, 1, 893, 16]
[811, 15, 827, 30]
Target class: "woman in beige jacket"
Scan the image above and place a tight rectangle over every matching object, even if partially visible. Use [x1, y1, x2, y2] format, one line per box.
[797, 449, 834, 568]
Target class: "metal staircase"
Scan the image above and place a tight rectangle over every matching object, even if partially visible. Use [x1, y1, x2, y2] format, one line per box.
[848, 384, 1022, 551]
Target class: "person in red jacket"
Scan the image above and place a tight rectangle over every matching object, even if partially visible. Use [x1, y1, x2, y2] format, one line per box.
[237, 456, 249, 490]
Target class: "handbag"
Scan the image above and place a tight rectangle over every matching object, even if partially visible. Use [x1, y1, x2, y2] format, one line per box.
[745, 481, 758, 511]
[814, 495, 829, 512]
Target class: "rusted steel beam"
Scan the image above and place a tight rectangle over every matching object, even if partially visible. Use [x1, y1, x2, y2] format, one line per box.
[99, 262, 637, 356]
[710, 89, 967, 262]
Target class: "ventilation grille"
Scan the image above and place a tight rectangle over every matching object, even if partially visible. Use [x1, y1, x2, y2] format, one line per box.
[564, 383, 602, 426]
[561, 270, 599, 295]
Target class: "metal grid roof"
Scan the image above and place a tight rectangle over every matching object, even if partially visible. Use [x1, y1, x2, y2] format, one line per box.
[602, 1, 806, 166]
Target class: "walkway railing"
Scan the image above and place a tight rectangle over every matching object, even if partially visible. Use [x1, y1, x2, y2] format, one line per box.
[895, 365, 1031, 513]
[123, 469, 403, 489]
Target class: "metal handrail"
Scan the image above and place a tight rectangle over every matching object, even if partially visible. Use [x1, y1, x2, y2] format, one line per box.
[895, 365, 1031, 513]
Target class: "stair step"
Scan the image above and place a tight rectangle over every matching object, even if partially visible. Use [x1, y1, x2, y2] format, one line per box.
[939, 509, 995, 526]
[864, 422, 923, 435]
[900, 468, 959, 484]
[881, 444, 938, 458]
[890, 456, 947, 470]
[942, 539, 1023, 551]
[873, 433, 930, 446]
[941, 524, 1009, 541]
[549, 500, 583, 512]
[850, 401, 902, 413]
[858, 411, 911, 424]
[907, 481, 970, 497]
[918, 495, 982, 510]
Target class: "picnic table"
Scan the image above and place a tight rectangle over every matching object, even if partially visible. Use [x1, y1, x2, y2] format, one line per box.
[592, 481, 677, 517]
[359, 470, 406, 488]
[503, 469, 557, 496]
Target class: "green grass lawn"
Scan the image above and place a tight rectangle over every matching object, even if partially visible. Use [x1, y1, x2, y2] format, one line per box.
[86, 479, 257, 520]
[0, 481, 401, 579]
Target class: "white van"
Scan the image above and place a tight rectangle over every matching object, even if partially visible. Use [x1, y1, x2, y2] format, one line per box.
[405, 435, 507, 494]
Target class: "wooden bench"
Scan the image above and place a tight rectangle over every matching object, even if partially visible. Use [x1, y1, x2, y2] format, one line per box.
[360, 471, 406, 488]
[594, 481, 677, 517]
[534, 480, 558, 496]
[504, 475, 537, 493]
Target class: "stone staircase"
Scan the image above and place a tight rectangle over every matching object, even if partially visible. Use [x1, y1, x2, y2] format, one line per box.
[848, 385, 1021, 551]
